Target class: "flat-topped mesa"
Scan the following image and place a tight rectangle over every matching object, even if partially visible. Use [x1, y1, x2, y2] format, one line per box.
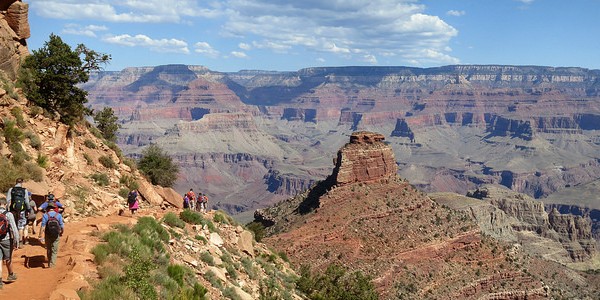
[332, 131, 397, 185]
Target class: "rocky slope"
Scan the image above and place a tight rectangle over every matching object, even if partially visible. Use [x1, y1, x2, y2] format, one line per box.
[432, 185, 597, 263]
[83, 63, 600, 219]
[254, 131, 600, 299]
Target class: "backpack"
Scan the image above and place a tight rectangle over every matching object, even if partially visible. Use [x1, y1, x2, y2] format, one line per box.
[10, 186, 27, 213]
[45, 213, 61, 238]
[0, 209, 9, 236]
[183, 196, 190, 208]
[127, 191, 137, 205]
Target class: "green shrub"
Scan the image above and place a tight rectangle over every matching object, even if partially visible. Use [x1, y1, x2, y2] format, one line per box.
[83, 153, 93, 165]
[93, 107, 120, 142]
[162, 212, 185, 228]
[119, 174, 139, 190]
[37, 153, 48, 168]
[167, 264, 187, 287]
[200, 251, 214, 266]
[10, 107, 26, 128]
[29, 106, 43, 117]
[246, 222, 266, 242]
[10, 145, 30, 165]
[91, 172, 109, 186]
[195, 235, 207, 244]
[138, 144, 179, 187]
[123, 157, 137, 171]
[84, 139, 97, 149]
[118, 188, 130, 199]
[89, 126, 103, 139]
[99, 155, 117, 169]
[25, 131, 42, 150]
[180, 210, 204, 225]
[297, 264, 378, 300]
[213, 212, 229, 224]
[0, 157, 27, 192]
[24, 162, 44, 182]
[2, 118, 23, 144]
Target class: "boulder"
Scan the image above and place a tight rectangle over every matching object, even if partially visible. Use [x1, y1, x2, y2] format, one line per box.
[233, 286, 254, 300]
[209, 232, 224, 247]
[238, 230, 254, 257]
[155, 186, 183, 208]
[6, 2, 29, 41]
[137, 179, 163, 206]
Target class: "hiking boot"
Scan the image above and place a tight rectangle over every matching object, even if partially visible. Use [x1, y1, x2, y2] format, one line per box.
[7, 273, 17, 281]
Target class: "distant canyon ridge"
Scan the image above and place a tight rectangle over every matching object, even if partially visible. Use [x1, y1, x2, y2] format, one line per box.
[82, 64, 600, 220]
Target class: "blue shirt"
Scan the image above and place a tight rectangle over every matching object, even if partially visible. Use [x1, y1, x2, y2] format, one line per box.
[41, 211, 65, 229]
[39, 200, 64, 211]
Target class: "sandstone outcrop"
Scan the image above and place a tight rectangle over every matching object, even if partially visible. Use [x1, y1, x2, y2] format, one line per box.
[333, 131, 396, 184]
[0, 0, 28, 80]
[467, 185, 596, 261]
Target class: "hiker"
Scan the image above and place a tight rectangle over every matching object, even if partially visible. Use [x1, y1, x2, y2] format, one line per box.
[38, 201, 64, 268]
[0, 197, 19, 288]
[195, 193, 203, 212]
[186, 189, 196, 210]
[203, 194, 209, 213]
[182, 194, 190, 209]
[38, 193, 64, 213]
[6, 178, 31, 249]
[127, 190, 140, 215]
[25, 197, 37, 242]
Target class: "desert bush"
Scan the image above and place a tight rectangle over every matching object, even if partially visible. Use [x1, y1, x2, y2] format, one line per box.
[84, 139, 97, 149]
[99, 155, 117, 169]
[119, 174, 139, 190]
[91, 172, 109, 186]
[2, 118, 23, 144]
[138, 144, 179, 187]
[123, 157, 137, 170]
[200, 251, 215, 266]
[297, 264, 378, 300]
[0, 157, 27, 192]
[246, 221, 266, 242]
[10, 107, 26, 128]
[89, 126, 103, 139]
[83, 153, 94, 165]
[179, 209, 204, 225]
[37, 153, 48, 168]
[162, 212, 185, 228]
[29, 106, 43, 117]
[25, 131, 41, 150]
[24, 162, 44, 182]
[118, 188, 130, 199]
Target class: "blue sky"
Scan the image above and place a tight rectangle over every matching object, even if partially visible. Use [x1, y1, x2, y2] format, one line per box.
[27, 0, 600, 72]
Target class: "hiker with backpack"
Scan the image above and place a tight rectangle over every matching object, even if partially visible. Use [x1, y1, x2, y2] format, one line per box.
[0, 197, 19, 288]
[186, 189, 196, 210]
[127, 190, 140, 215]
[6, 178, 31, 250]
[38, 193, 64, 214]
[195, 193, 203, 212]
[37, 201, 64, 268]
[182, 194, 190, 209]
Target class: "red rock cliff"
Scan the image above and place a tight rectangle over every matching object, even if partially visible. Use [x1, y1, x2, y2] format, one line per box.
[332, 131, 397, 184]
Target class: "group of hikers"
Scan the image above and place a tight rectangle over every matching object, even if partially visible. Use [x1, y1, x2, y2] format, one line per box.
[183, 188, 210, 213]
[0, 178, 65, 288]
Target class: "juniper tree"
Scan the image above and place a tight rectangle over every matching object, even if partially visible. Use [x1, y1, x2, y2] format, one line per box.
[18, 33, 110, 126]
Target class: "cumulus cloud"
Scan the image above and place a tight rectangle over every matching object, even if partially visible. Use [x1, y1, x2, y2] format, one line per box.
[231, 51, 248, 58]
[62, 24, 108, 37]
[516, 0, 534, 4]
[238, 43, 252, 50]
[30, 0, 221, 23]
[31, 0, 461, 66]
[194, 42, 220, 58]
[447, 10, 465, 17]
[222, 0, 459, 65]
[103, 34, 190, 54]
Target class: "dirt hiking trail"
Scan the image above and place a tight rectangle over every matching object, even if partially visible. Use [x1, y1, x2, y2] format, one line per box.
[0, 211, 146, 300]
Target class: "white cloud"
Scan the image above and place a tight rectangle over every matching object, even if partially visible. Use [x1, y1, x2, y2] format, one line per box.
[238, 43, 252, 50]
[194, 42, 220, 58]
[516, 0, 534, 4]
[30, 0, 221, 23]
[62, 24, 108, 37]
[103, 34, 190, 54]
[363, 54, 378, 64]
[316, 57, 326, 62]
[447, 10, 465, 17]
[231, 51, 248, 58]
[222, 0, 459, 66]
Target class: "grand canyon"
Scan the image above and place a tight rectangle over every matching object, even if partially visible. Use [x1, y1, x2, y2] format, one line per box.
[84, 64, 600, 224]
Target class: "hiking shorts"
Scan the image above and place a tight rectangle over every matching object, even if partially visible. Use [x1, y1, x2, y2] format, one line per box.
[0, 239, 12, 261]
[17, 211, 26, 230]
